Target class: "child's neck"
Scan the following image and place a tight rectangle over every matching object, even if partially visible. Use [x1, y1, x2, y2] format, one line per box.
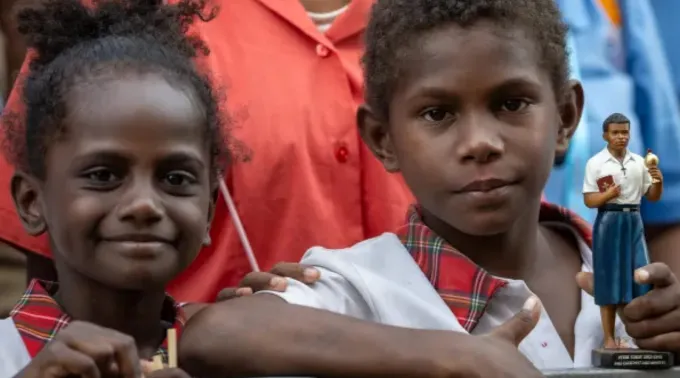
[421, 201, 545, 280]
[53, 265, 168, 359]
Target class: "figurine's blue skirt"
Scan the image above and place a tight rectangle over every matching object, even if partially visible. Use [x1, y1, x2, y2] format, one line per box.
[593, 204, 651, 306]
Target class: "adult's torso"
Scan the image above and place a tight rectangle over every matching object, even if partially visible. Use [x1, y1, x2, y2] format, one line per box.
[168, 0, 413, 301]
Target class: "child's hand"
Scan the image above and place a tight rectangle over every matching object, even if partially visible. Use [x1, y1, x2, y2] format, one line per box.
[577, 263, 680, 352]
[620, 263, 680, 351]
[216, 262, 320, 300]
[17, 320, 143, 378]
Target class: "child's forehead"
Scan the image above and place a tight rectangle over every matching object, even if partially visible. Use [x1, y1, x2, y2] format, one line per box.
[396, 22, 545, 96]
[66, 75, 203, 126]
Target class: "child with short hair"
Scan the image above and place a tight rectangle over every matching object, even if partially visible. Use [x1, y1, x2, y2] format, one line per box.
[0, 0, 226, 376]
[181, 0, 680, 374]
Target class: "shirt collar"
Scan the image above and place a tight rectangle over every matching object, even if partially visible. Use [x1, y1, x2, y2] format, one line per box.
[255, 0, 370, 44]
[10, 280, 186, 360]
[602, 147, 635, 164]
[396, 201, 592, 332]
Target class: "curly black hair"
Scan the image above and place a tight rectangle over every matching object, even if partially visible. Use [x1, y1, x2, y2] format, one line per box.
[363, 0, 570, 121]
[602, 112, 630, 132]
[3, 0, 232, 180]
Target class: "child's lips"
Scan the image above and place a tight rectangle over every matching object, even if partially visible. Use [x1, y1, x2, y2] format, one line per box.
[454, 181, 518, 204]
[100, 235, 174, 259]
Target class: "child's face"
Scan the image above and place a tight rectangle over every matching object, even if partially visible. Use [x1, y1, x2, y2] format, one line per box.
[14, 74, 214, 289]
[361, 21, 582, 236]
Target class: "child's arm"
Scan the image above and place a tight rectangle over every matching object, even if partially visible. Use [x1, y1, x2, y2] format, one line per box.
[180, 294, 545, 378]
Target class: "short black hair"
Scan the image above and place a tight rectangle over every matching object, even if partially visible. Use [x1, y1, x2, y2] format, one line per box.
[602, 112, 630, 132]
[363, 0, 570, 121]
[3, 0, 232, 180]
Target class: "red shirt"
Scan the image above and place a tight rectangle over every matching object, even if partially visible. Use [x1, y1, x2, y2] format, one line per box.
[0, 0, 414, 302]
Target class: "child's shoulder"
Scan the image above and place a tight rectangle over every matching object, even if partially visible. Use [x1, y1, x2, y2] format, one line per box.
[0, 317, 31, 377]
[300, 233, 411, 269]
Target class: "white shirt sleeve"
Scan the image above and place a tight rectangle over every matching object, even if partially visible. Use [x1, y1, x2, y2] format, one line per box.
[582, 159, 600, 193]
[254, 234, 469, 331]
[642, 161, 653, 195]
[0, 318, 31, 377]
[257, 267, 377, 321]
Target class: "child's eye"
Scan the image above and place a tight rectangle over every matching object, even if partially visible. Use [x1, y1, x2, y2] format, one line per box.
[500, 99, 530, 112]
[421, 108, 453, 122]
[86, 168, 118, 183]
[163, 172, 196, 186]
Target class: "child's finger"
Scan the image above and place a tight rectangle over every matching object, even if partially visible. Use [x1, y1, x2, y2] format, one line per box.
[59, 322, 143, 378]
[575, 272, 594, 296]
[216, 287, 252, 301]
[622, 286, 680, 322]
[635, 331, 680, 352]
[623, 306, 680, 340]
[635, 263, 677, 288]
[269, 262, 320, 284]
[238, 272, 288, 292]
[44, 341, 102, 378]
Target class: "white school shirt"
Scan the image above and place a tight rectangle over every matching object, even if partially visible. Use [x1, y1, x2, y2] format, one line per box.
[0, 318, 31, 377]
[582, 148, 653, 205]
[258, 228, 630, 370]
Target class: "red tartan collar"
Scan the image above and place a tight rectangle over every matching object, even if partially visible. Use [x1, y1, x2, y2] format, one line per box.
[396, 201, 592, 332]
[10, 280, 186, 360]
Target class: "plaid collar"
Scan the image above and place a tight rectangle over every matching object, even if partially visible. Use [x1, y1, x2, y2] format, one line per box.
[10, 280, 186, 360]
[397, 201, 592, 332]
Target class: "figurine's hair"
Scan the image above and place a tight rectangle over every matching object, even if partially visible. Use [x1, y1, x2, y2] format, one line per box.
[602, 113, 631, 132]
[3, 0, 233, 180]
[363, 0, 570, 121]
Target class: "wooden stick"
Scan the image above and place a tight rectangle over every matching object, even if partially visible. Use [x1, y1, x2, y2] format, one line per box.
[167, 328, 178, 368]
[151, 355, 164, 371]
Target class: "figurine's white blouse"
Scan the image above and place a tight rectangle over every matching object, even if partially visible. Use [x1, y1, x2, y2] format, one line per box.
[258, 227, 630, 371]
[583, 148, 652, 205]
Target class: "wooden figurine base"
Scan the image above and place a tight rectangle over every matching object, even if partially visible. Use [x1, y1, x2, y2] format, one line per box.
[592, 348, 674, 369]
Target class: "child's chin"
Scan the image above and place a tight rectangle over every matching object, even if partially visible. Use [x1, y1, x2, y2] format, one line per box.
[91, 268, 172, 291]
[457, 214, 516, 236]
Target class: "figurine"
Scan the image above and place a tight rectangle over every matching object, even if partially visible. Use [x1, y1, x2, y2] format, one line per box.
[582, 113, 668, 369]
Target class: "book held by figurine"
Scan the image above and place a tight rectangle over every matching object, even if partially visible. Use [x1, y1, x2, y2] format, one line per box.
[596, 175, 615, 193]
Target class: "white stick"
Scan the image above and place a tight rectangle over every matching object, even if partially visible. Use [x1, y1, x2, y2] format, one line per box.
[219, 177, 260, 272]
[167, 328, 177, 368]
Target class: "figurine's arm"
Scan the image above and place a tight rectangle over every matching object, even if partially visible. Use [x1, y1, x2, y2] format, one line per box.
[582, 160, 616, 208]
[584, 190, 618, 209]
[644, 167, 663, 202]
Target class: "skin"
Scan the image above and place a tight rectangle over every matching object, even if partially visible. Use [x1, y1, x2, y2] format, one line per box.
[360, 21, 584, 356]
[582, 121, 664, 349]
[298, 0, 350, 13]
[11, 73, 214, 376]
[180, 21, 583, 377]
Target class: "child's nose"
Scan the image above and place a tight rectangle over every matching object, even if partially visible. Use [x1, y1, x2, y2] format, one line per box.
[117, 186, 164, 226]
[455, 118, 504, 164]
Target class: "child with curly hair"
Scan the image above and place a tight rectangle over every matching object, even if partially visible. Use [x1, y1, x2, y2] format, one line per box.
[0, 0, 228, 376]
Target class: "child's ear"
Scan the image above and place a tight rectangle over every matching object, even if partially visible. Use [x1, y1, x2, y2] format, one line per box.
[555, 80, 585, 159]
[357, 105, 400, 172]
[10, 171, 46, 236]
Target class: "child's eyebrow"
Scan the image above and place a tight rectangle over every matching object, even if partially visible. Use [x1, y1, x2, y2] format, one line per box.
[491, 77, 543, 92]
[157, 152, 206, 169]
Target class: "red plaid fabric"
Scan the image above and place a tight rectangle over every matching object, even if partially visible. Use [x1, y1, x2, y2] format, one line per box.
[10, 280, 186, 361]
[397, 201, 593, 332]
